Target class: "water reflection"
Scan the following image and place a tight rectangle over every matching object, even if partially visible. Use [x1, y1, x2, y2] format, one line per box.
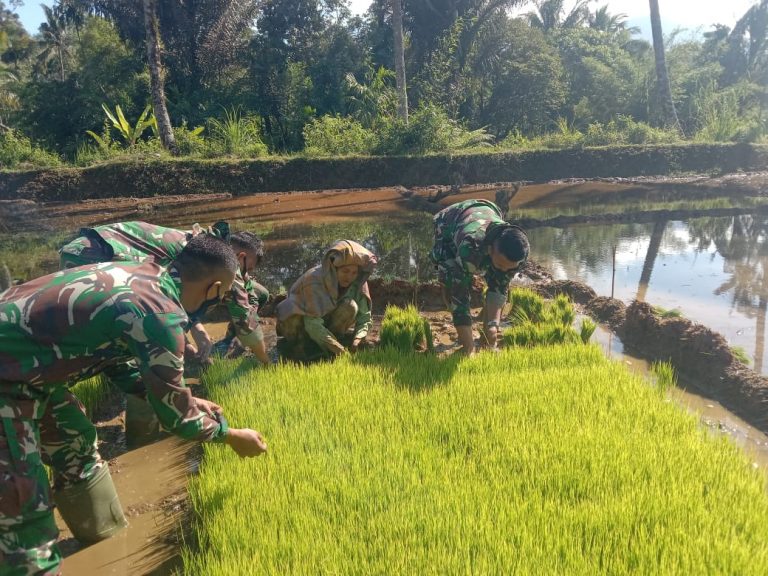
[528, 214, 768, 375]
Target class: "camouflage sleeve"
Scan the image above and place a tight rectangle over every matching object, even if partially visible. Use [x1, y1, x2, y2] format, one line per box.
[353, 294, 372, 340]
[120, 311, 226, 442]
[485, 267, 512, 301]
[224, 275, 262, 345]
[102, 361, 145, 396]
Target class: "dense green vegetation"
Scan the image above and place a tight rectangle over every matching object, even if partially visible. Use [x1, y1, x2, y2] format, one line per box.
[1, 1, 766, 169]
[182, 345, 768, 573]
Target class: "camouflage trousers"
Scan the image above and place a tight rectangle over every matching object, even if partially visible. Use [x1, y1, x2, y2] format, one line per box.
[59, 235, 111, 269]
[276, 301, 357, 360]
[0, 384, 102, 575]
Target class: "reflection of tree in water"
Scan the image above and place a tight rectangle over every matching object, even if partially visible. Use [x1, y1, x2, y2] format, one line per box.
[687, 215, 768, 371]
[529, 221, 688, 280]
[255, 215, 434, 294]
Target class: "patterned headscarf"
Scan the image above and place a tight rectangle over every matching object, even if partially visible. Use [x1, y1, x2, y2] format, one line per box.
[277, 240, 377, 320]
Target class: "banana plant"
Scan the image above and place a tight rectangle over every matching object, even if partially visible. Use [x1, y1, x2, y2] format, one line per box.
[87, 103, 157, 149]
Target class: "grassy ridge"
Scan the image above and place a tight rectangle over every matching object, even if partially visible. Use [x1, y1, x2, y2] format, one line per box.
[182, 346, 768, 574]
[3, 143, 767, 201]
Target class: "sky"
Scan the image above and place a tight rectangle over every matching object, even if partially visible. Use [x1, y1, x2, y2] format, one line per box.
[13, 0, 760, 38]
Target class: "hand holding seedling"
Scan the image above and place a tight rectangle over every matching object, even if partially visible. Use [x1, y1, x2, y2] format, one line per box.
[225, 428, 268, 457]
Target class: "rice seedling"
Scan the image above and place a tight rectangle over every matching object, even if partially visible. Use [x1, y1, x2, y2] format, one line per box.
[70, 375, 112, 419]
[580, 317, 597, 343]
[182, 347, 768, 574]
[379, 304, 434, 353]
[730, 346, 751, 365]
[504, 289, 590, 347]
[653, 305, 683, 319]
[651, 360, 678, 396]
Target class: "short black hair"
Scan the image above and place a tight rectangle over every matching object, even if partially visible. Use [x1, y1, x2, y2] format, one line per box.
[176, 234, 238, 282]
[231, 231, 265, 264]
[495, 225, 529, 263]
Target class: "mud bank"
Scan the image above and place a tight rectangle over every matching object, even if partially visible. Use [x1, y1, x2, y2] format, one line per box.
[2, 143, 766, 202]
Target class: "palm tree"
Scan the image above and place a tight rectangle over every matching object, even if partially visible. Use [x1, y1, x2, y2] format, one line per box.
[588, 5, 640, 36]
[142, 0, 178, 154]
[392, 0, 408, 123]
[527, 0, 592, 33]
[636, 220, 667, 303]
[37, 5, 69, 81]
[649, 0, 681, 132]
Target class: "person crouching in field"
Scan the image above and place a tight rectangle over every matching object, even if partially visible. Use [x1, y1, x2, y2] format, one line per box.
[0, 234, 267, 575]
[430, 199, 530, 356]
[59, 220, 271, 365]
[277, 240, 377, 360]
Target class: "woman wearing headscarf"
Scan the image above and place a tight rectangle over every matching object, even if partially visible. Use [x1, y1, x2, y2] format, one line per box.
[277, 240, 377, 360]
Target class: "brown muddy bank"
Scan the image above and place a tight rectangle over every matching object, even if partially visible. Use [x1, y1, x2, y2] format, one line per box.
[2, 143, 766, 202]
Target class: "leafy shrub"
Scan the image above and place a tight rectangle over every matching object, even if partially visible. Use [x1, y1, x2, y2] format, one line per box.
[501, 116, 679, 150]
[0, 130, 61, 169]
[375, 104, 493, 155]
[173, 122, 206, 156]
[380, 304, 434, 352]
[206, 107, 268, 157]
[303, 115, 377, 156]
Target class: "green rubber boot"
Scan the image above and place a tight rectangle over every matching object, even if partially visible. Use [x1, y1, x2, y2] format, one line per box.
[53, 464, 128, 543]
[125, 394, 162, 448]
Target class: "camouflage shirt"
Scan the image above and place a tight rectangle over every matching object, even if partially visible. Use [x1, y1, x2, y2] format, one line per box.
[71, 221, 263, 346]
[0, 261, 226, 442]
[431, 199, 514, 325]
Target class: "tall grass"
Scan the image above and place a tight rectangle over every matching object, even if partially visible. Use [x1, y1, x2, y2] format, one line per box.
[182, 346, 768, 574]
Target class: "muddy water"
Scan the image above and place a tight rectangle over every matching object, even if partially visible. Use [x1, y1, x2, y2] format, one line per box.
[57, 436, 196, 575]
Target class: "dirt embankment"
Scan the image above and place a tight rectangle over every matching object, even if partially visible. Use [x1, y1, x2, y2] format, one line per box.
[2, 143, 767, 202]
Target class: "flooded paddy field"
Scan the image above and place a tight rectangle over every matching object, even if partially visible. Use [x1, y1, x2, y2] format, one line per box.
[3, 175, 768, 573]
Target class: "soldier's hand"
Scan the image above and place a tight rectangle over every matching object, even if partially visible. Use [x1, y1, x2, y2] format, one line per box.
[194, 397, 223, 417]
[190, 322, 213, 362]
[225, 428, 268, 458]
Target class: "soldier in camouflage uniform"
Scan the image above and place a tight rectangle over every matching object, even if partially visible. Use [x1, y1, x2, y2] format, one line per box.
[430, 199, 529, 355]
[0, 234, 268, 576]
[59, 221, 271, 365]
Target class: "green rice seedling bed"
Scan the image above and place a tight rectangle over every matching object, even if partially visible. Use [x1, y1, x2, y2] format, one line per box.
[182, 345, 768, 574]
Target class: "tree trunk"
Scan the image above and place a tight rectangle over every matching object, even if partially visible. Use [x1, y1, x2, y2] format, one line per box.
[649, 0, 682, 133]
[392, 0, 408, 123]
[636, 220, 666, 302]
[755, 295, 766, 373]
[143, 0, 178, 155]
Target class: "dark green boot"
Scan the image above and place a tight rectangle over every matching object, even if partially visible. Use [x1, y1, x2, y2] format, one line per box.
[125, 394, 162, 448]
[53, 464, 128, 543]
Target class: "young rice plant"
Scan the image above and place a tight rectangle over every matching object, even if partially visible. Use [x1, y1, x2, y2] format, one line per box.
[182, 346, 768, 574]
